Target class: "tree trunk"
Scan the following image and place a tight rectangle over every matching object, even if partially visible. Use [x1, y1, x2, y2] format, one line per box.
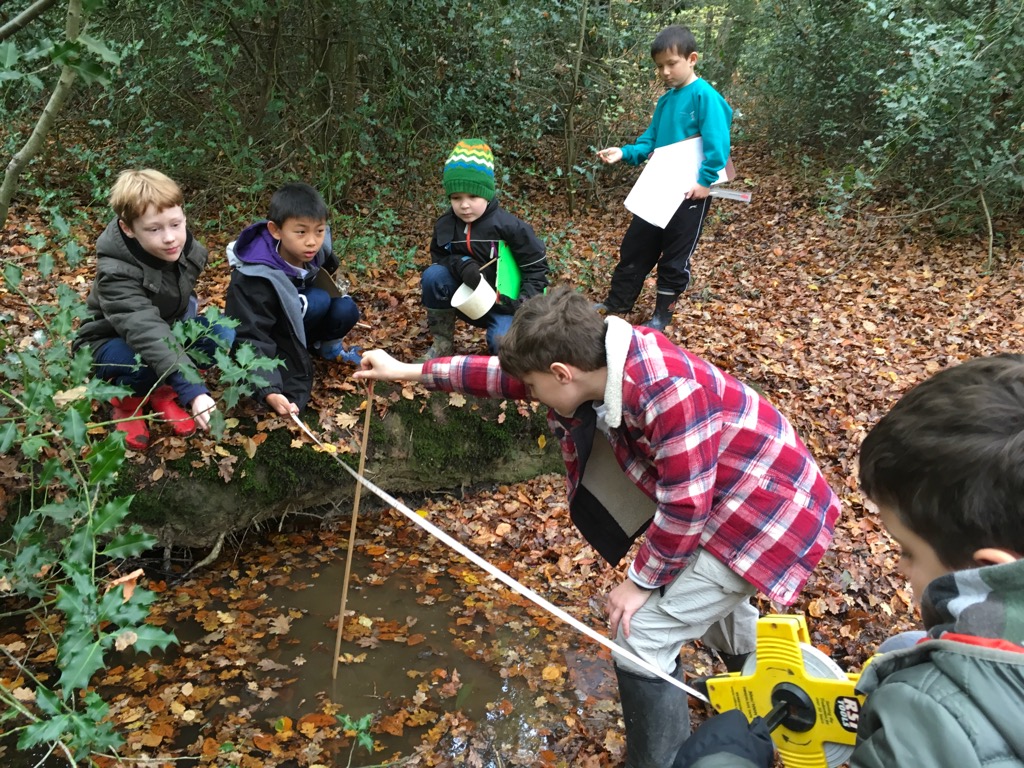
[562, 0, 590, 216]
[0, 0, 82, 227]
[0, 0, 60, 43]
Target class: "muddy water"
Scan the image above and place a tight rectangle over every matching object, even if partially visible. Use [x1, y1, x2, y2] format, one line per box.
[2, 523, 618, 767]
[260, 553, 548, 734]
[216, 537, 614, 763]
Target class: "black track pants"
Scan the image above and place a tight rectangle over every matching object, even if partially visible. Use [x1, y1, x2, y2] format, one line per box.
[604, 196, 712, 311]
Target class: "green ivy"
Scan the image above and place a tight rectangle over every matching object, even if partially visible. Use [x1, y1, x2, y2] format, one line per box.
[0, 215, 283, 760]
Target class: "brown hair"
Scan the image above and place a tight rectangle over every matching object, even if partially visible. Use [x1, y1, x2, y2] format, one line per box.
[498, 287, 607, 378]
[859, 354, 1024, 568]
[109, 169, 184, 225]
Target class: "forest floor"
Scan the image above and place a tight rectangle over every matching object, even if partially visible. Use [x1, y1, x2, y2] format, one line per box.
[1, 140, 1022, 767]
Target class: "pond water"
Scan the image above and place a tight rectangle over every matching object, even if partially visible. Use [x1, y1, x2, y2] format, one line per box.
[1, 506, 624, 767]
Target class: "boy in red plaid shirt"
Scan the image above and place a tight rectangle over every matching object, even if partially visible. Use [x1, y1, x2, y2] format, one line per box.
[355, 287, 840, 767]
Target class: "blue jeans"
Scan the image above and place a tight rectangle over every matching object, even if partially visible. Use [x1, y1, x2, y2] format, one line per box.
[300, 287, 360, 344]
[93, 313, 235, 399]
[421, 264, 513, 353]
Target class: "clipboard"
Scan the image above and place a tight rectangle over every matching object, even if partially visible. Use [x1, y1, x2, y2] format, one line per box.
[495, 241, 521, 300]
[313, 267, 342, 298]
[623, 136, 739, 227]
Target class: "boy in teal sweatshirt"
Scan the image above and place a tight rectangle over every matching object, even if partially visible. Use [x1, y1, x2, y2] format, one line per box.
[596, 25, 732, 331]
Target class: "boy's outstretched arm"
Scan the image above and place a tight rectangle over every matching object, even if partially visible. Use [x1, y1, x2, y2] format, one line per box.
[354, 350, 426, 383]
[265, 392, 299, 416]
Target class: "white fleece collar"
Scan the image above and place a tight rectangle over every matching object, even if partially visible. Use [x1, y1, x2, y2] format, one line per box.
[601, 315, 633, 429]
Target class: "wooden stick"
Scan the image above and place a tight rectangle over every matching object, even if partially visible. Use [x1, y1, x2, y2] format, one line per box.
[331, 379, 375, 679]
[480, 255, 499, 271]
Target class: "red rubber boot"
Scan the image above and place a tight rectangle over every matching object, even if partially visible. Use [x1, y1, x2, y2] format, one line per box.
[149, 385, 196, 437]
[110, 396, 150, 450]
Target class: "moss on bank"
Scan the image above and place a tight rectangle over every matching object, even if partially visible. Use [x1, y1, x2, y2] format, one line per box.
[105, 389, 562, 547]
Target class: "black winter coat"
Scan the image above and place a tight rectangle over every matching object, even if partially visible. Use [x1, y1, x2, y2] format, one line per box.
[430, 199, 548, 312]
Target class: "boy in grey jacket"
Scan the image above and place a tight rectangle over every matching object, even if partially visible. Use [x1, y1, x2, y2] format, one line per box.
[73, 169, 234, 449]
[677, 354, 1024, 768]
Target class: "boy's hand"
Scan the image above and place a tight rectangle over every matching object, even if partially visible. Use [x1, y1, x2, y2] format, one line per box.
[455, 257, 481, 289]
[265, 393, 299, 416]
[675, 710, 776, 768]
[685, 183, 711, 200]
[597, 147, 623, 165]
[606, 578, 654, 639]
[190, 393, 217, 431]
[354, 350, 426, 383]
[498, 293, 522, 311]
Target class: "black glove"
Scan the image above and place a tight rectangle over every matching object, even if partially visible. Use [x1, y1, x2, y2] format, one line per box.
[497, 293, 523, 312]
[455, 257, 481, 290]
[674, 711, 775, 768]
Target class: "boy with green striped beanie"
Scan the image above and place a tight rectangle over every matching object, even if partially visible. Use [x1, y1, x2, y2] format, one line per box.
[420, 137, 549, 358]
[443, 138, 496, 201]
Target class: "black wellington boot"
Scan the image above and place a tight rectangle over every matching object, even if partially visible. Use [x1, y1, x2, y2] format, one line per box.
[615, 664, 692, 768]
[643, 292, 678, 331]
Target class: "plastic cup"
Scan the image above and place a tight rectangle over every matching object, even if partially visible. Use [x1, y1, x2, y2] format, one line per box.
[451, 279, 496, 320]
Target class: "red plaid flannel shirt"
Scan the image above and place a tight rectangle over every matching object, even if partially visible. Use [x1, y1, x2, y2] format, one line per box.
[422, 331, 839, 605]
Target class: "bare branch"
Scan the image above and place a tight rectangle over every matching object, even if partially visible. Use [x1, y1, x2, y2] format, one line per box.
[0, 0, 82, 226]
[0, 0, 60, 43]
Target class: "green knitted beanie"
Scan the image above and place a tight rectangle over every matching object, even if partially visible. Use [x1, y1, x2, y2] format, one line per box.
[442, 138, 496, 201]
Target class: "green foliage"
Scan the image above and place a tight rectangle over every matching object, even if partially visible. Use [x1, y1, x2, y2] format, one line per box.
[0, 217, 283, 760]
[0, 18, 121, 91]
[736, 0, 1023, 226]
[1, 0, 685, 219]
[0, 280, 160, 758]
[543, 222, 605, 290]
[337, 712, 374, 767]
[334, 200, 419, 277]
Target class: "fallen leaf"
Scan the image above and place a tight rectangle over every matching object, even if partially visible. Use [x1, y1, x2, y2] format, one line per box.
[253, 734, 276, 752]
[114, 631, 138, 651]
[541, 665, 563, 681]
[52, 385, 88, 407]
[257, 659, 288, 672]
[105, 569, 145, 602]
[268, 615, 291, 635]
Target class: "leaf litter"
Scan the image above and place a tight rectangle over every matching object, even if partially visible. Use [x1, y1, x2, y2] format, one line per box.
[0, 141, 1021, 766]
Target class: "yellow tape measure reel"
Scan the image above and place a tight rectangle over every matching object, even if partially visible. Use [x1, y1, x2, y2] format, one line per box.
[706, 615, 869, 768]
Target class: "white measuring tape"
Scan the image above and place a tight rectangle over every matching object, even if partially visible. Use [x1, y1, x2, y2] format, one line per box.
[290, 412, 708, 702]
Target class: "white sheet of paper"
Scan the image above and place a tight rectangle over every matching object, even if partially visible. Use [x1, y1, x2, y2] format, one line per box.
[623, 136, 729, 228]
